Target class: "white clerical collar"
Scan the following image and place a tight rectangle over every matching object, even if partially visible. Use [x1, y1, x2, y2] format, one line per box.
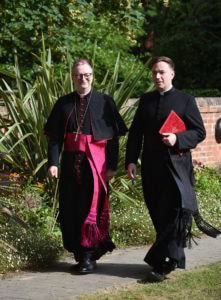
[77, 88, 92, 98]
[159, 85, 173, 96]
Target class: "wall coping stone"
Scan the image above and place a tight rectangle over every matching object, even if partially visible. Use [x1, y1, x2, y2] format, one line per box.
[196, 97, 221, 108]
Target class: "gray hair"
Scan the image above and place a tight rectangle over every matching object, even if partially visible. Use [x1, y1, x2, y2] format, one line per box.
[72, 59, 93, 72]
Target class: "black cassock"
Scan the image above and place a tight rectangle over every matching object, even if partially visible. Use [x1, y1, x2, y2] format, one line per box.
[126, 87, 220, 271]
[45, 89, 127, 262]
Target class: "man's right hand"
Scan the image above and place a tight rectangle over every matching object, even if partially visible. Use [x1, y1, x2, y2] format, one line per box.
[48, 166, 58, 178]
[127, 163, 136, 180]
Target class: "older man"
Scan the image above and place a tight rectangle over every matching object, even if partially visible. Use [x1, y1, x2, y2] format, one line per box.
[126, 56, 220, 282]
[45, 59, 127, 274]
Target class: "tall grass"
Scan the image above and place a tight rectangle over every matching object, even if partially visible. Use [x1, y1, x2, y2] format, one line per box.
[0, 45, 72, 182]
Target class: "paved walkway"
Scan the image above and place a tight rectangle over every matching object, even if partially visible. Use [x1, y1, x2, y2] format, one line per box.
[0, 235, 221, 300]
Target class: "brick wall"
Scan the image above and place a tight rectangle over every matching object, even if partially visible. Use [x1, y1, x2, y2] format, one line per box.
[192, 98, 221, 167]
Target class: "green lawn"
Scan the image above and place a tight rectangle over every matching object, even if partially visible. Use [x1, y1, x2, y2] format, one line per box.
[78, 262, 221, 300]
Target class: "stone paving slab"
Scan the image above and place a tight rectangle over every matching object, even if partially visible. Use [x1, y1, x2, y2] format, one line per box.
[0, 235, 221, 300]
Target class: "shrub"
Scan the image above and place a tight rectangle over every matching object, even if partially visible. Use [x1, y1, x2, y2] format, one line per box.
[193, 167, 221, 236]
[0, 181, 62, 273]
[110, 199, 155, 247]
[110, 166, 221, 247]
[0, 225, 61, 272]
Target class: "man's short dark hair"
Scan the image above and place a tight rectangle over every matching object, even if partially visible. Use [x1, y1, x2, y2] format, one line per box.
[150, 56, 175, 71]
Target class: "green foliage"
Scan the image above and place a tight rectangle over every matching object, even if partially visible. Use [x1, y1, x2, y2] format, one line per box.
[98, 54, 152, 110]
[0, 0, 149, 94]
[110, 187, 155, 246]
[0, 44, 72, 182]
[194, 167, 221, 234]
[1, 1, 220, 95]
[0, 225, 61, 272]
[109, 165, 221, 247]
[195, 167, 221, 194]
[148, 0, 221, 90]
[0, 182, 62, 273]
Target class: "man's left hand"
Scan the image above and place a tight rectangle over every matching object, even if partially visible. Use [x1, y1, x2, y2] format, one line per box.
[161, 133, 177, 146]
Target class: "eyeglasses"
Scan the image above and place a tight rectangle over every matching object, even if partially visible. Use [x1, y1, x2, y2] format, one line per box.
[73, 73, 92, 79]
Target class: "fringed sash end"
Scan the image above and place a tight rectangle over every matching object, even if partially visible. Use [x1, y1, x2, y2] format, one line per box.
[193, 210, 221, 238]
[81, 223, 102, 247]
[81, 209, 110, 248]
[185, 231, 200, 249]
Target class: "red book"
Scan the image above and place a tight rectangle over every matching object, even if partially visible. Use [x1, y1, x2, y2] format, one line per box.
[159, 110, 186, 134]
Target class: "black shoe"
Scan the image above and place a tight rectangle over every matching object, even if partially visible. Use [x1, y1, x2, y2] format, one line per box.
[162, 260, 177, 275]
[70, 262, 81, 272]
[79, 258, 97, 274]
[147, 270, 165, 282]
